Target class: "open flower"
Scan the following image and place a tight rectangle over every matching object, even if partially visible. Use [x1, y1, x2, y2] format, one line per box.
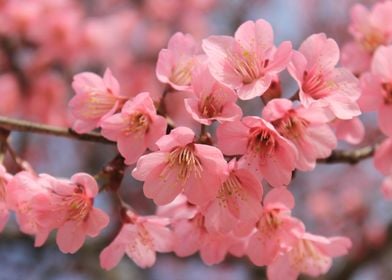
[132, 127, 227, 206]
[184, 63, 242, 125]
[203, 19, 292, 100]
[217, 117, 297, 187]
[101, 92, 167, 164]
[100, 211, 173, 269]
[289, 33, 361, 120]
[0, 165, 11, 232]
[69, 68, 125, 133]
[156, 32, 201, 90]
[263, 99, 337, 171]
[267, 232, 352, 280]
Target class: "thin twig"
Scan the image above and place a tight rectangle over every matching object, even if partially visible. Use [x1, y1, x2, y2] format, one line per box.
[0, 116, 114, 144]
[318, 145, 376, 164]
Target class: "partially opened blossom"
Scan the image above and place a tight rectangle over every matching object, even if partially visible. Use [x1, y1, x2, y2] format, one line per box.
[217, 117, 297, 187]
[0, 165, 12, 232]
[132, 127, 227, 205]
[202, 19, 292, 100]
[263, 99, 337, 171]
[156, 32, 201, 90]
[342, 1, 392, 73]
[201, 159, 262, 234]
[100, 211, 173, 269]
[267, 232, 352, 280]
[289, 33, 361, 120]
[101, 92, 167, 165]
[359, 46, 392, 136]
[69, 68, 125, 133]
[247, 188, 305, 266]
[47, 173, 110, 253]
[184, 64, 242, 125]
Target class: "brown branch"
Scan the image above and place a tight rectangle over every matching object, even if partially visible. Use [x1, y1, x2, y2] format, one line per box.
[0, 116, 114, 144]
[318, 145, 376, 164]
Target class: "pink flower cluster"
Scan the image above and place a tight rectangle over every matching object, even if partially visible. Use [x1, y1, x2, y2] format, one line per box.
[342, 1, 392, 201]
[65, 18, 360, 279]
[0, 166, 109, 253]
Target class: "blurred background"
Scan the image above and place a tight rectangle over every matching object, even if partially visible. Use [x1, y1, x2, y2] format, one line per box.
[0, 0, 388, 279]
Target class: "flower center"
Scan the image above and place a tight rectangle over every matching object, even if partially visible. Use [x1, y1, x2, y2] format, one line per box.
[247, 127, 277, 157]
[382, 83, 392, 104]
[81, 91, 117, 119]
[229, 50, 268, 84]
[361, 30, 385, 53]
[170, 58, 194, 86]
[124, 112, 150, 135]
[302, 71, 335, 100]
[199, 94, 223, 118]
[272, 111, 309, 140]
[217, 173, 244, 208]
[167, 144, 203, 181]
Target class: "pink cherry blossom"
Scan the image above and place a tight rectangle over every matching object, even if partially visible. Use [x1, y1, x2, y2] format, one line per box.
[0, 165, 12, 232]
[288, 33, 361, 120]
[247, 188, 305, 266]
[342, 2, 392, 74]
[263, 99, 337, 171]
[69, 68, 125, 133]
[47, 173, 110, 253]
[381, 175, 392, 200]
[132, 127, 227, 206]
[201, 158, 262, 234]
[330, 117, 365, 145]
[100, 92, 167, 165]
[359, 46, 392, 136]
[6, 172, 54, 246]
[203, 19, 292, 100]
[267, 232, 352, 280]
[100, 211, 173, 270]
[156, 32, 201, 90]
[184, 63, 242, 125]
[217, 117, 297, 187]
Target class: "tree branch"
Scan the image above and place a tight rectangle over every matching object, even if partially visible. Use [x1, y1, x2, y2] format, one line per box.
[0, 116, 114, 144]
[318, 145, 376, 164]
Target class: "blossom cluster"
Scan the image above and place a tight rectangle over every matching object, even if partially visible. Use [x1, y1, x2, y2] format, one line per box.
[63, 19, 358, 279]
[341, 1, 392, 200]
[3, 1, 392, 279]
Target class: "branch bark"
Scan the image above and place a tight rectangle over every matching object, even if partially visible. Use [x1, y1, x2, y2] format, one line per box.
[318, 145, 376, 164]
[0, 116, 114, 144]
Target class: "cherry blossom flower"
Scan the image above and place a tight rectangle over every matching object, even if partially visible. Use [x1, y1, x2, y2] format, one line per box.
[101, 92, 167, 165]
[247, 188, 304, 266]
[217, 117, 297, 187]
[156, 32, 201, 90]
[202, 19, 292, 100]
[359, 46, 392, 136]
[263, 99, 337, 171]
[267, 232, 352, 280]
[69, 68, 125, 133]
[201, 159, 263, 234]
[132, 127, 227, 205]
[288, 33, 361, 120]
[184, 63, 242, 125]
[7, 172, 54, 247]
[330, 118, 365, 145]
[47, 173, 110, 253]
[100, 211, 173, 269]
[342, 1, 392, 74]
